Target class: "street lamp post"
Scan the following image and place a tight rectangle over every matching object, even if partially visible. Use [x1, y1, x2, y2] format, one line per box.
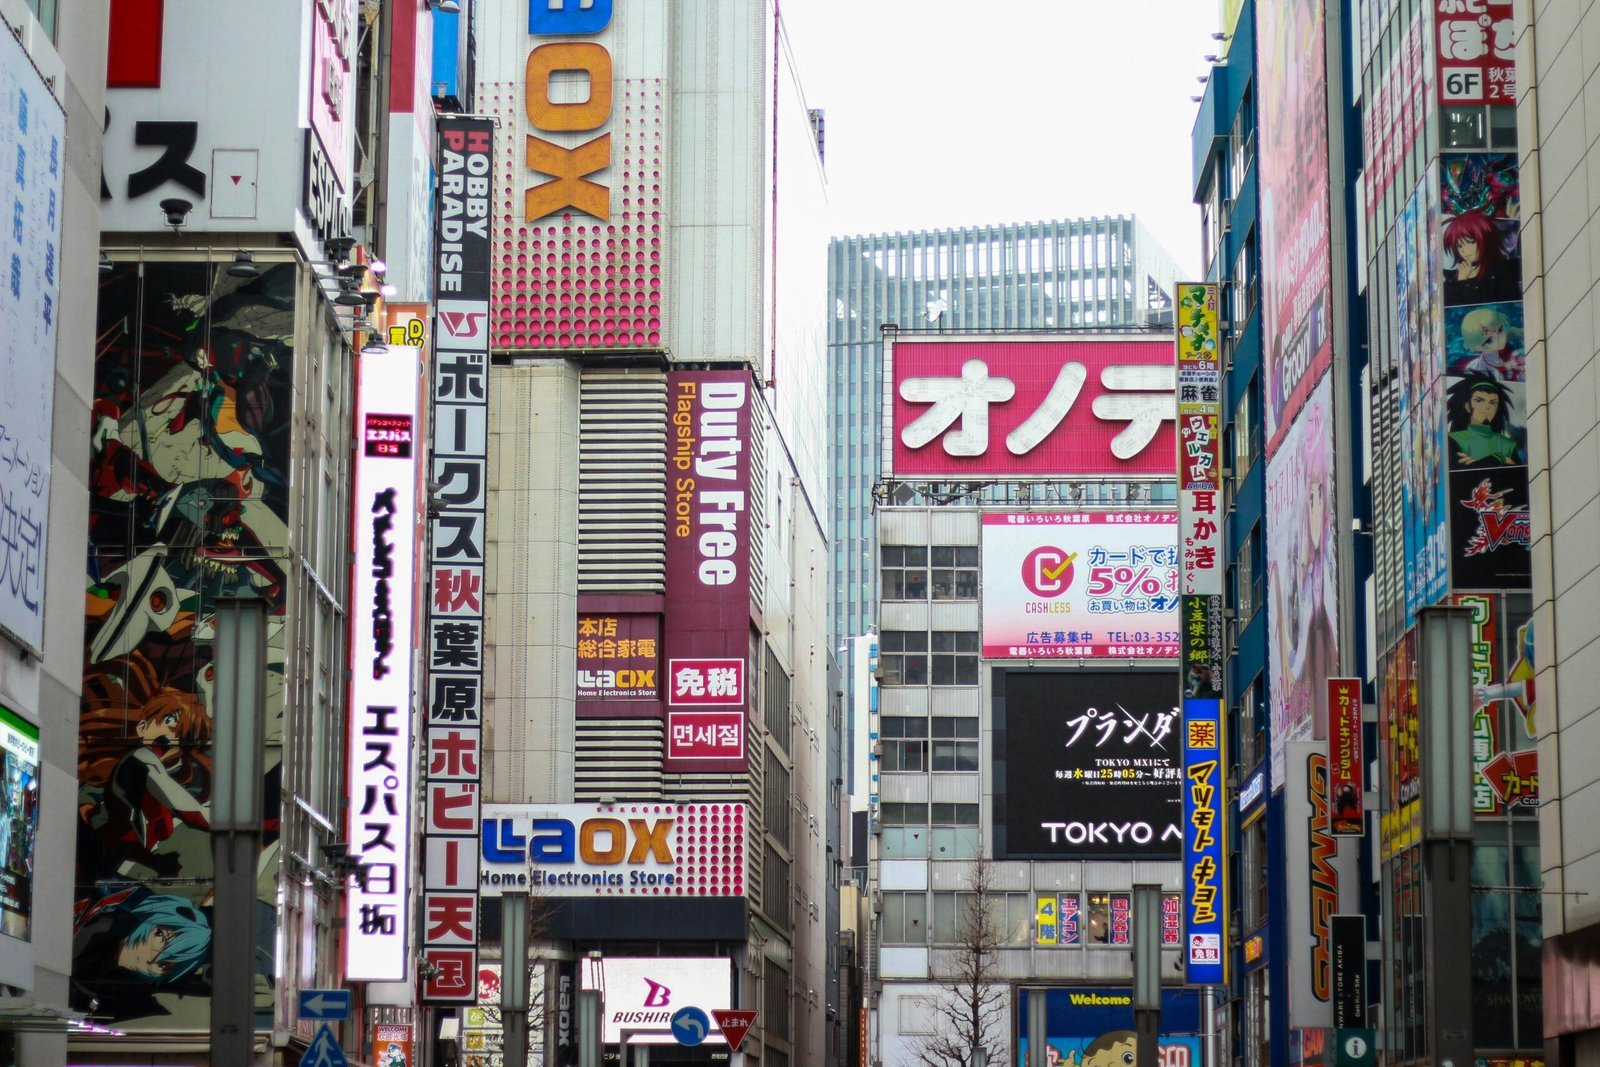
[210, 593, 268, 1065]
[502, 893, 531, 1067]
[1132, 884, 1162, 1067]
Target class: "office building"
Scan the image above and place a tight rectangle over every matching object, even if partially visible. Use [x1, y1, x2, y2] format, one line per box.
[0, 2, 105, 1061]
[828, 219, 1184, 887]
[1516, 0, 1600, 1061]
[471, 3, 835, 1064]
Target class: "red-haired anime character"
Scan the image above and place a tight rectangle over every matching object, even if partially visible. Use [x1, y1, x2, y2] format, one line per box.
[1443, 211, 1520, 307]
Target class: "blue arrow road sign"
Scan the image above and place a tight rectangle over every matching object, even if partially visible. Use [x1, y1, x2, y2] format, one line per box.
[298, 989, 352, 1021]
[671, 1006, 711, 1047]
[301, 1023, 350, 1067]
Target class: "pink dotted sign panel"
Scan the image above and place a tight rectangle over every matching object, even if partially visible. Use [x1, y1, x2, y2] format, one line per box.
[486, 79, 666, 351]
[479, 803, 745, 897]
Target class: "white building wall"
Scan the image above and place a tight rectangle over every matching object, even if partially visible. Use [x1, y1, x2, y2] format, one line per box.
[0, 3, 105, 1062]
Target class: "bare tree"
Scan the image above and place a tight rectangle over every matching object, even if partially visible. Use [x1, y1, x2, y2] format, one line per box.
[913, 855, 1008, 1067]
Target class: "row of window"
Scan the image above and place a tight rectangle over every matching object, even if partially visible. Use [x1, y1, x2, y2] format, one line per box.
[878, 630, 980, 686]
[882, 545, 980, 600]
[878, 889, 1183, 947]
[877, 716, 979, 772]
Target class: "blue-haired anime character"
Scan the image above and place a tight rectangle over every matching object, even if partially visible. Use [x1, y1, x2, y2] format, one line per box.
[71, 884, 211, 1020]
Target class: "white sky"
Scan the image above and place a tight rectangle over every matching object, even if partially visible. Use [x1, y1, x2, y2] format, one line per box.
[781, 0, 1225, 276]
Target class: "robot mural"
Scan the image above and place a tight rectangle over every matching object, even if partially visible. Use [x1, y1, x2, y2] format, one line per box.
[75, 261, 294, 1026]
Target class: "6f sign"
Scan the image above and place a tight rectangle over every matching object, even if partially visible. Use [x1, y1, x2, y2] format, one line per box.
[525, 0, 616, 220]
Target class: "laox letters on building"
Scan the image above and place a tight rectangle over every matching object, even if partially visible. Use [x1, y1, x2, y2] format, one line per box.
[525, 0, 616, 219]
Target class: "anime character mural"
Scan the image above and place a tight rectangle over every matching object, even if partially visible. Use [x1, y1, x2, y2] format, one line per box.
[1266, 375, 1339, 788]
[76, 261, 293, 1026]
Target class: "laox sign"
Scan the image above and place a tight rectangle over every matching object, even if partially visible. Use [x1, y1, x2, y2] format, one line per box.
[524, 0, 617, 220]
[483, 815, 673, 865]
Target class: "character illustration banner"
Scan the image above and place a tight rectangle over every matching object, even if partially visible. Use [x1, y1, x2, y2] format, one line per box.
[77, 262, 291, 1026]
[1015, 988, 1202, 1067]
[1396, 172, 1449, 622]
[1257, 0, 1333, 456]
[1265, 374, 1340, 789]
[1440, 153, 1529, 590]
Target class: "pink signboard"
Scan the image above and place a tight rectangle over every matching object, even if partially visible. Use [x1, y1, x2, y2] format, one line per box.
[888, 338, 1176, 479]
[980, 512, 1180, 659]
[663, 372, 752, 769]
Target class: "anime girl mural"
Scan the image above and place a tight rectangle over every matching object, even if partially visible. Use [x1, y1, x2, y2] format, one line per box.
[1266, 376, 1339, 785]
[79, 260, 293, 1028]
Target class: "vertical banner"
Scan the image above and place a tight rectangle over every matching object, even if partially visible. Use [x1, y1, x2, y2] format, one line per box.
[1327, 678, 1364, 835]
[663, 371, 752, 769]
[1284, 744, 1361, 1029]
[346, 343, 422, 981]
[1176, 282, 1226, 706]
[373, 1023, 415, 1067]
[1331, 914, 1368, 1028]
[0, 36, 64, 652]
[1440, 153, 1530, 590]
[1257, 0, 1333, 457]
[1176, 283, 1223, 597]
[421, 116, 493, 1003]
[1181, 698, 1227, 985]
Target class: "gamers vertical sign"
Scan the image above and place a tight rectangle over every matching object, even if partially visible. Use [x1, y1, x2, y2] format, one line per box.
[664, 371, 752, 768]
[347, 344, 421, 981]
[421, 117, 492, 1003]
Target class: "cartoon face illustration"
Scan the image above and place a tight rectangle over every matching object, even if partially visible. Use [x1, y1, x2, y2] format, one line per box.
[1082, 1030, 1137, 1067]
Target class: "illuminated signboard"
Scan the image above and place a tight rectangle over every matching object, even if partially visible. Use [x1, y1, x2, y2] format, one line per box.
[1327, 678, 1363, 835]
[0, 704, 39, 941]
[994, 671, 1183, 860]
[479, 804, 745, 898]
[1176, 283, 1223, 597]
[886, 337, 1177, 479]
[582, 956, 734, 1045]
[981, 513, 1179, 659]
[421, 115, 493, 1003]
[1181, 697, 1227, 985]
[346, 343, 422, 981]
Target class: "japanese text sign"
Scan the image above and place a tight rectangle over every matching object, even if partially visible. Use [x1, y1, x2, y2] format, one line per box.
[887, 337, 1178, 478]
[0, 34, 65, 653]
[981, 512, 1180, 659]
[664, 372, 752, 770]
[422, 116, 493, 1003]
[576, 613, 660, 705]
[346, 343, 422, 982]
[1176, 284, 1223, 597]
[1327, 678, 1364, 835]
[1181, 698, 1227, 985]
[1436, 0, 1515, 105]
[995, 670, 1184, 860]
[480, 804, 746, 898]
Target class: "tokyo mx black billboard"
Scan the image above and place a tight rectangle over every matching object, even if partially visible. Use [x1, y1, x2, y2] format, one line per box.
[993, 670, 1183, 859]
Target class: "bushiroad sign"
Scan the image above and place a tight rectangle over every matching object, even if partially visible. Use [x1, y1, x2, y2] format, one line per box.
[301, 1023, 350, 1067]
[299, 989, 353, 1021]
[712, 1008, 759, 1051]
[670, 1006, 711, 1046]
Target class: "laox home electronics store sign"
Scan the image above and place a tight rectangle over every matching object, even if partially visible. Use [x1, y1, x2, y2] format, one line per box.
[479, 805, 745, 897]
[663, 372, 752, 768]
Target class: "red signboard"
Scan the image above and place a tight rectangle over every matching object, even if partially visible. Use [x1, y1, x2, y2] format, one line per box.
[888, 337, 1176, 478]
[1327, 678, 1364, 835]
[663, 371, 752, 770]
[576, 612, 660, 713]
[713, 1009, 758, 1051]
[667, 710, 746, 761]
[1436, 0, 1516, 105]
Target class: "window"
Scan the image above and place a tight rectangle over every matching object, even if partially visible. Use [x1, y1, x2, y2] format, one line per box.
[930, 631, 980, 685]
[879, 631, 929, 685]
[930, 546, 979, 599]
[881, 891, 927, 943]
[1085, 892, 1132, 945]
[879, 716, 927, 772]
[1442, 105, 1487, 149]
[881, 802, 929, 858]
[1243, 821, 1268, 931]
[930, 717, 979, 771]
[929, 803, 980, 857]
[930, 891, 1032, 945]
[881, 546, 928, 600]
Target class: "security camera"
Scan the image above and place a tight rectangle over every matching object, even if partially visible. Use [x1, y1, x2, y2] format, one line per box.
[158, 197, 193, 229]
